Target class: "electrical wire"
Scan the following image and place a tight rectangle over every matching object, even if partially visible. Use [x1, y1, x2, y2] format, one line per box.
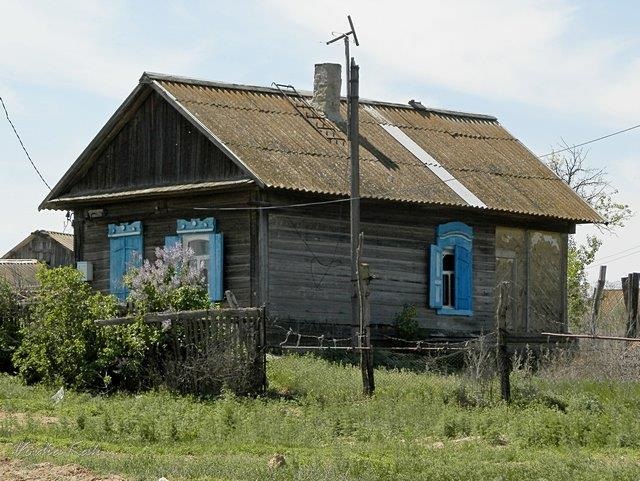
[585, 248, 640, 269]
[539, 123, 640, 158]
[589, 243, 640, 263]
[0, 96, 51, 190]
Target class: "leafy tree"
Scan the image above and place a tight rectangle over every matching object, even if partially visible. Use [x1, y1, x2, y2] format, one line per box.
[546, 142, 632, 329]
[0, 279, 22, 372]
[12, 266, 118, 389]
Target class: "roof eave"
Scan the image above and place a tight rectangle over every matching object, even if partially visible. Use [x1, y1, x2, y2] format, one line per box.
[41, 179, 256, 210]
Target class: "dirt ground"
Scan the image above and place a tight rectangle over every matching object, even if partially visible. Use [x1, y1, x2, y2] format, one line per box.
[0, 458, 125, 481]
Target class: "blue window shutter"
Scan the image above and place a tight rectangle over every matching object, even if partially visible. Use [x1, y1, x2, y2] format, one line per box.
[209, 233, 224, 301]
[109, 237, 126, 300]
[429, 244, 443, 309]
[454, 245, 472, 311]
[164, 235, 181, 249]
[125, 234, 143, 269]
[108, 222, 143, 301]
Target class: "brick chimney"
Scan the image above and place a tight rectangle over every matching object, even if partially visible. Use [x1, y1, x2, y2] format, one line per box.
[311, 63, 342, 123]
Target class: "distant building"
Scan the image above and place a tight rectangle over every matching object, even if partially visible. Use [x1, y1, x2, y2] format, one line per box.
[2, 230, 74, 268]
[0, 259, 39, 292]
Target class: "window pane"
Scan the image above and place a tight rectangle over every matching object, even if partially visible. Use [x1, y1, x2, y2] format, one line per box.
[443, 273, 451, 307]
[188, 239, 209, 256]
[443, 253, 455, 271]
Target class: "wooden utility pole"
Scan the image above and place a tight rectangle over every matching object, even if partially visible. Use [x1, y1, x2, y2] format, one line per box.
[349, 59, 361, 345]
[590, 265, 607, 335]
[496, 281, 511, 402]
[357, 238, 375, 395]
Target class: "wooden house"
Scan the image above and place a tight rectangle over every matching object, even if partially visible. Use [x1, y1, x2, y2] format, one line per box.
[39, 66, 602, 339]
[2, 230, 74, 268]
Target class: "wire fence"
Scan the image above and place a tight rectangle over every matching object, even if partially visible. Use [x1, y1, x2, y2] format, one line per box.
[265, 273, 640, 400]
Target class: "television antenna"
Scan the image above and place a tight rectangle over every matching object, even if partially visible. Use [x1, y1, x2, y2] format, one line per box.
[326, 15, 359, 101]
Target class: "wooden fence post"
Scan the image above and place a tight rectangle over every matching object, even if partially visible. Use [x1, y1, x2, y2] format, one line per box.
[496, 281, 511, 402]
[590, 265, 607, 335]
[359, 261, 375, 396]
[624, 273, 640, 338]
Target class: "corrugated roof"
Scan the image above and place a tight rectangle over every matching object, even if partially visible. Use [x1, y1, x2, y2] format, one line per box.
[151, 75, 601, 223]
[42, 231, 74, 251]
[0, 259, 39, 290]
[43, 72, 603, 223]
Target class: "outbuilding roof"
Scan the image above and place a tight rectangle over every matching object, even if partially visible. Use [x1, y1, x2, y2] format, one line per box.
[41, 72, 602, 223]
[0, 259, 39, 291]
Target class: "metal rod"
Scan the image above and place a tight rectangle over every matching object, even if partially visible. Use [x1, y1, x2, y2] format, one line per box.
[542, 332, 640, 342]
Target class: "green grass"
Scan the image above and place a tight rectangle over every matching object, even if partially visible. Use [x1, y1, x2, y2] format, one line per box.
[1, 354, 640, 480]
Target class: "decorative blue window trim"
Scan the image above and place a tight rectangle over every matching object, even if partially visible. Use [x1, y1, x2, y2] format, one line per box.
[176, 217, 216, 234]
[108, 221, 143, 301]
[429, 221, 473, 316]
[170, 218, 224, 302]
[108, 221, 142, 238]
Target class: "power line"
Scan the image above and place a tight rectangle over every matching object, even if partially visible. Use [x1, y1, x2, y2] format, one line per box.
[590, 243, 640, 263]
[539, 123, 640, 158]
[586, 248, 640, 269]
[0, 96, 51, 190]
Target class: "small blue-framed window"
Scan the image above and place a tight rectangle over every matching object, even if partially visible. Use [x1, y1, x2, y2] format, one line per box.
[429, 221, 473, 316]
[165, 217, 224, 302]
[108, 221, 143, 301]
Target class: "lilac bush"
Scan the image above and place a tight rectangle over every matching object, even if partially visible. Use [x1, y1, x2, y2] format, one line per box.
[123, 243, 211, 313]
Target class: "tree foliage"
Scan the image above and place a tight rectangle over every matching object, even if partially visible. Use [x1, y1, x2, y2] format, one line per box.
[12, 266, 118, 389]
[0, 279, 22, 372]
[546, 142, 632, 231]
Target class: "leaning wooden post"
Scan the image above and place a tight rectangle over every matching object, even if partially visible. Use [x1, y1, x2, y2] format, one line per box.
[358, 260, 375, 396]
[590, 265, 606, 335]
[496, 281, 511, 402]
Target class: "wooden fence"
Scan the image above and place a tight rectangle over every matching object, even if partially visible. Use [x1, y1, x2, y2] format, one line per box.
[95, 307, 266, 396]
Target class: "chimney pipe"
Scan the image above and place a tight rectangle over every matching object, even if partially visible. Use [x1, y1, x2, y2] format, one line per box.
[312, 63, 342, 123]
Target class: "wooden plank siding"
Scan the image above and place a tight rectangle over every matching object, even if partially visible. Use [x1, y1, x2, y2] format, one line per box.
[264, 192, 572, 335]
[66, 91, 247, 196]
[76, 191, 254, 305]
[265, 196, 493, 334]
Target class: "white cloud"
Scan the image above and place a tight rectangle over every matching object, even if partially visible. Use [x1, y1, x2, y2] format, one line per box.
[0, 0, 206, 99]
[266, 0, 640, 124]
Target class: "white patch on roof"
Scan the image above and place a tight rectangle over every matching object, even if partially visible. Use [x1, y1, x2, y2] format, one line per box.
[364, 105, 486, 208]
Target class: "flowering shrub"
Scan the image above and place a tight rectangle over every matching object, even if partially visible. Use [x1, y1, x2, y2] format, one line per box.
[123, 243, 211, 313]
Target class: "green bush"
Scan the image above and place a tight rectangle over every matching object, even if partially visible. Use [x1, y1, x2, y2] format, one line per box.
[393, 304, 420, 340]
[0, 279, 22, 372]
[12, 266, 118, 389]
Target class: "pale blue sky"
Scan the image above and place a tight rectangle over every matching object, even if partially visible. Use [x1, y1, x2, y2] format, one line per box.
[1, 0, 639, 284]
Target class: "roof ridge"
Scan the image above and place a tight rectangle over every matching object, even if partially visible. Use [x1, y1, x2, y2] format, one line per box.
[40, 230, 73, 236]
[141, 71, 498, 121]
